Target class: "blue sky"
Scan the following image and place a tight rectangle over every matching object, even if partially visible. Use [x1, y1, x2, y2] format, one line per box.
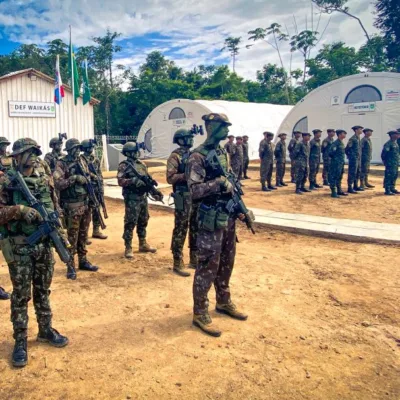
[0, 0, 377, 79]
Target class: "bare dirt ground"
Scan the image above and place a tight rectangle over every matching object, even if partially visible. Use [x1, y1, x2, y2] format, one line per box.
[0, 199, 399, 400]
[149, 168, 399, 224]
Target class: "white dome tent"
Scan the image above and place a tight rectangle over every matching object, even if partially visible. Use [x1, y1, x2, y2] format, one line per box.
[137, 99, 293, 160]
[277, 72, 400, 163]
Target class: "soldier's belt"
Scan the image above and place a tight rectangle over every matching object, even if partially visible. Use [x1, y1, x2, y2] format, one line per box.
[8, 235, 49, 246]
[62, 201, 88, 209]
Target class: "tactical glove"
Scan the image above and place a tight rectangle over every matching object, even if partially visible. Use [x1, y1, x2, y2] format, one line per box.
[218, 176, 233, 194]
[19, 205, 43, 224]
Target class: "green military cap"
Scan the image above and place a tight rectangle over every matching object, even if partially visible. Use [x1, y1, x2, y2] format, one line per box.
[263, 132, 274, 137]
[302, 132, 311, 137]
[387, 130, 399, 136]
[352, 125, 363, 131]
[278, 133, 287, 138]
[336, 129, 347, 135]
[202, 113, 232, 126]
[0, 137, 11, 145]
[363, 128, 373, 133]
[10, 138, 42, 156]
[64, 138, 81, 152]
[312, 129, 322, 134]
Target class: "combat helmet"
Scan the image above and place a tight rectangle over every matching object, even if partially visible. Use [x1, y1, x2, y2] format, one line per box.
[49, 137, 62, 148]
[10, 138, 42, 156]
[81, 139, 97, 150]
[173, 128, 193, 144]
[64, 138, 81, 152]
[0, 137, 11, 145]
[122, 142, 140, 156]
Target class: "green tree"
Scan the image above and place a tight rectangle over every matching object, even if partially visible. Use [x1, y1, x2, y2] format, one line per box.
[221, 37, 241, 72]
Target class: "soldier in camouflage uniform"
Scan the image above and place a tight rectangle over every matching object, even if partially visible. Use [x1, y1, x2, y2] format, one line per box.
[242, 135, 250, 179]
[288, 131, 301, 183]
[360, 128, 375, 189]
[259, 132, 276, 191]
[166, 129, 197, 277]
[231, 136, 244, 179]
[54, 139, 99, 280]
[345, 125, 364, 194]
[309, 129, 322, 190]
[0, 136, 12, 300]
[186, 113, 248, 337]
[44, 137, 64, 173]
[274, 133, 287, 187]
[321, 129, 336, 186]
[224, 134, 235, 161]
[328, 130, 348, 198]
[81, 139, 108, 240]
[0, 138, 68, 367]
[117, 142, 163, 259]
[293, 133, 311, 194]
[381, 131, 400, 195]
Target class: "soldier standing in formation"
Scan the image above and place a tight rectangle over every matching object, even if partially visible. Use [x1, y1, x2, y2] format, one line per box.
[186, 113, 247, 337]
[166, 129, 197, 277]
[309, 129, 322, 190]
[54, 139, 99, 280]
[259, 132, 276, 192]
[274, 133, 287, 187]
[288, 131, 301, 183]
[321, 129, 336, 186]
[328, 130, 348, 198]
[224, 134, 235, 161]
[293, 133, 311, 195]
[44, 137, 64, 173]
[0, 138, 68, 367]
[117, 142, 162, 259]
[242, 135, 250, 179]
[345, 125, 364, 194]
[0, 136, 12, 300]
[231, 136, 244, 180]
[360, 128, 375, 189]
[381, 130, 400, 195]
[80, 139, 108, 240]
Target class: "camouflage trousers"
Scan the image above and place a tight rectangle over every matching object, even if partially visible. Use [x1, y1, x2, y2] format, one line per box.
[360, 160, 370, 181]
[243, 158, 249, 177]
[171, 197, 198, 258]
[232, 161, 243, 180]
[275, 162, 286, 184]
[193, 216, 236, 315]
[384, 166, 398, 190]
[322, 158, 330, 182]
[65, 206, 90, 262]
[123, 196, 149, 247]
[329, 163, 345, 189]
[347, 158, 360, 187]
[260, 159, 273, 184]
[92, 208, 101, 230]
[7, 240, 54, 340]
[295, 162, 308, 189]
[309, 160, 320, 184]
[290, 157, 295, 181]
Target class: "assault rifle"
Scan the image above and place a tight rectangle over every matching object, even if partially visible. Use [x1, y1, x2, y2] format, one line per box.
[87, 162, 108, 219]
[13, 171, 72, 263]
[206, 150, 256, 234]
[124, 160, 164, 204]
[75, 157, 107, 229]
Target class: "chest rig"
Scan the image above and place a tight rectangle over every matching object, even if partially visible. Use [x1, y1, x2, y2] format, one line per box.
[59, 155, 89, 202]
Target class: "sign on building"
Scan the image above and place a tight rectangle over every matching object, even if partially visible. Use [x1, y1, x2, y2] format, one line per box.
[385, 90, 400, 102]
[348, 102, 376, 113]
[8, 101, 56, 118]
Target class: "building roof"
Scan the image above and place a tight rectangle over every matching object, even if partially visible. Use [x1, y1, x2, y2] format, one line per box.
[0, 68, 100, 105]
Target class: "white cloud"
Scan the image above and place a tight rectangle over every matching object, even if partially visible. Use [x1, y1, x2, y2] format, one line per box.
[0, 0, 379, 81]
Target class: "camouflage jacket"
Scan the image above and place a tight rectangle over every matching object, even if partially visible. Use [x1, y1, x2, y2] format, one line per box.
[44, 150, 64, 173]
[82, 153, 103, 185]
[231, 143, 244, 165]
[259, 139, 274, 161]
[345, 134, 361, 161]
[381, 140, 399, 168]
[274, 141, 286, 162]
[309, 138, 321, 162]
[166, 147, 190, 191]
[224, 142, 236, 156]
[117, 158, 153, 197]
[361, 137, 372, 163]
[321, 137, 334, 161]
[329, 139, 345, 166]
[292, 141, 310, 164]
[288, 138, 298, 158]
[242, 142, 249, 161]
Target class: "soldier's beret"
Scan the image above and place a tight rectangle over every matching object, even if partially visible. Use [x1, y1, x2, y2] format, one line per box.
[387, 130, 398, 136]
[202, 113, 232, 126]
[352, 125, 363, 131]
[293, 131, 302, 135]
[336, 129, 347, 135]
[312, 129, 322, 134]
[236, 136, 243, 140]
[263, 132, 274, 137]
[327, 129, 335, 133]
[363, 128, 373, 133]
[278, 133, 287, 138]
[302, 132, 311, 137]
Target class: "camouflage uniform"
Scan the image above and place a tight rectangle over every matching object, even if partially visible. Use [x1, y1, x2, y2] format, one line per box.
[293, 140, 310, 192]
[231, 142, 244, 179]
[329, 138, 346, 195]
[360, 136, 373, 188]
[242, 138, 250, 179]
[321, 136, 335, 185]
[259, 137, 275, 189]
[309, 137, 321, 189]
[345, 134, 362, 192]
[44, 150, 63, 173]
[288, 137, 299, 182]
[381, 135, 399, 195]
[274, 138, 286, 186]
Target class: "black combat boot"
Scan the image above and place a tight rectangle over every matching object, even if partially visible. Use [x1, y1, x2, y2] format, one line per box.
[365, 178, 375, 189]
[337, 186, 348, 196]
[267, 182, 277, 190]
[330, 188, 339, 198]
[323, 179, 329, 186]
[276, 181, 283, 187]
[309, 183, 315, 190]
[281, 181, 288, 186]
[12, 337, 28, 368]
[347, 186, 357, 194]
[0, 286, 10, 300]
[354, 184, 364, 192]
[66, 260, 77, 280]
[295, 188, 303, 195]
[301, 187, 311, 193]
[391, 188, 399, 194]
[79, 260, 99, 272]
[262, 184, 271, 192]
[385, 188, 395, 195]
[314, 183, 323, 188]
[37, 327, 69, 348]
[359, 178, 366, 190]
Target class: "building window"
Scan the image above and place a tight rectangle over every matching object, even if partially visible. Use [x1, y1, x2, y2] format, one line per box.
[144, 129, 152, 152]
[169, 107, 186, 120]
[345, 85, 382, 104]
[293, 117, 308, 134]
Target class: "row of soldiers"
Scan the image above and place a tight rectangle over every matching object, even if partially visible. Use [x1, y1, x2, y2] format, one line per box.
[258, 126, 400, 197]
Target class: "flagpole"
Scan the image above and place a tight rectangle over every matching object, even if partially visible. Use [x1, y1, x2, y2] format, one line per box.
[57, 54, 62, 138]
[69, 24, 76, 138]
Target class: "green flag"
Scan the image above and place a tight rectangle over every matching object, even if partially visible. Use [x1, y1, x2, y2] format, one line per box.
[82, 59, 91, 105]
[68, 28, 80, 105]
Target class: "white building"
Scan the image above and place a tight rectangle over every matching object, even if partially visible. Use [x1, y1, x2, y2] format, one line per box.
[0, 68, 99, 155]
[277, 72, 400, 163]
[137, 99, 293, 160]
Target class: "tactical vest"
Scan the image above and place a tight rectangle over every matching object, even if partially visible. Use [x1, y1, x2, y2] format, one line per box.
[59, 155, 88, 203]
[121, 159, 148, 197]
[172, 149, 190, 192]
[7, 165, 53, 236]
